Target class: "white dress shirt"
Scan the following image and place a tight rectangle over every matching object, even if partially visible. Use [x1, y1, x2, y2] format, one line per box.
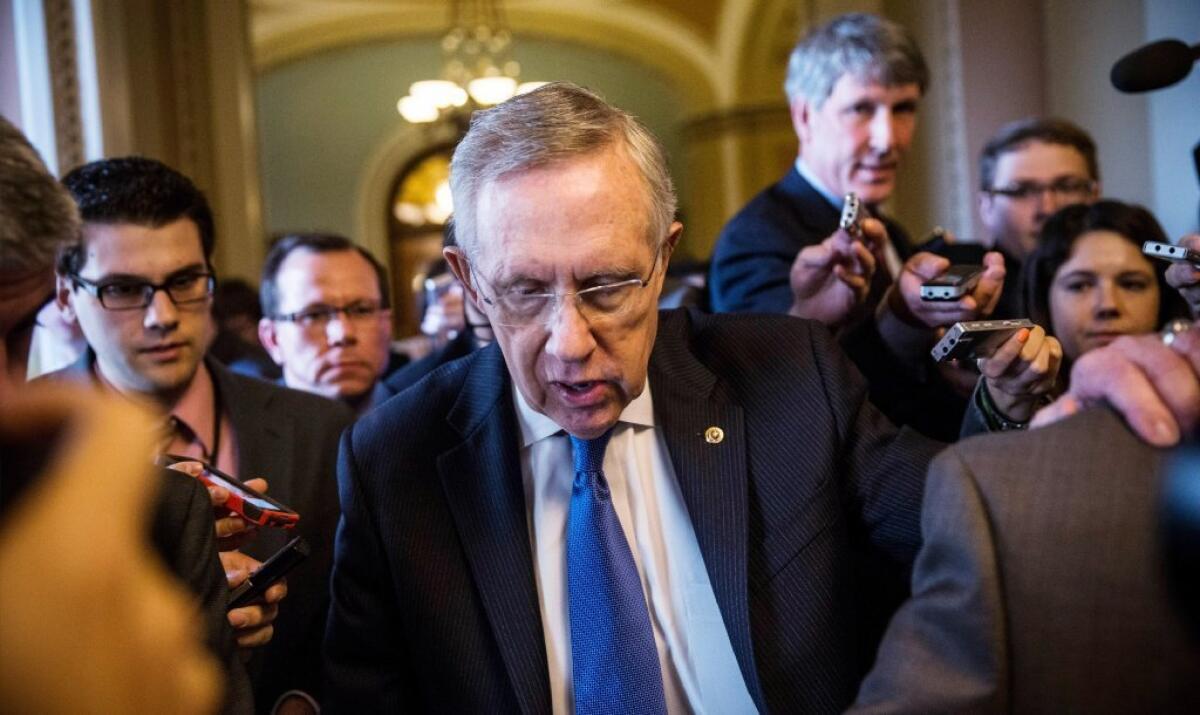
[513, 381, 757, 714]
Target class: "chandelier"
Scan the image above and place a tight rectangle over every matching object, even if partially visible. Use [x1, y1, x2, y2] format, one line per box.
[397, 0, 544, 124]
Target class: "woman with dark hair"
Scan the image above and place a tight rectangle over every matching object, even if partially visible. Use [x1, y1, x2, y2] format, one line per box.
[1022, 199, 1190, 369]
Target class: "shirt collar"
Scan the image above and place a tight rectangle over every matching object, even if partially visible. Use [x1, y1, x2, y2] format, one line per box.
[795, 158, 844, 211]
[512, 380, 657, 448]
[164, 362, 218, 453]
[94, 357, 216, 450]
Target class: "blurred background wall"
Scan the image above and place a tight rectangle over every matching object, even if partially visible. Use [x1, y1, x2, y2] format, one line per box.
[4, 0, 1198, 337]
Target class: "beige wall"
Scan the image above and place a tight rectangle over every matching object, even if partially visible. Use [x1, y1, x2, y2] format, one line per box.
[88, 0, 264, 281]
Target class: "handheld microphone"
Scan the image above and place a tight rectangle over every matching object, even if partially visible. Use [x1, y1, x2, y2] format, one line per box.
[1110, 39, 1199, 93]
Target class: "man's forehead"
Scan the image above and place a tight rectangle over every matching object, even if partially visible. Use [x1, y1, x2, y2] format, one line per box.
[996, 140, 1090, 177]
[829, 72, 922, 99]
[80, 220, 205, 271]
[276, 249, 380, 298]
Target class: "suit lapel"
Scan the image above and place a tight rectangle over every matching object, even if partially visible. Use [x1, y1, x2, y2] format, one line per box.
[649, 310, 767, 711]
[212, 359, 294, 485]
[437, 346, 551, 714]
[781, 167, 841, 238]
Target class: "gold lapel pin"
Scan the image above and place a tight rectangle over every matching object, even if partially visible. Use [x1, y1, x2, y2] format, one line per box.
[704, 426, 724, 444]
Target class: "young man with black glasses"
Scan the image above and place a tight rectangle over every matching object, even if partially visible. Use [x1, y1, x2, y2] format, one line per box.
[48, 157, 353, 713]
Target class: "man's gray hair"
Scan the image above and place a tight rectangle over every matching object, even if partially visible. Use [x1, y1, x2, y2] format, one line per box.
[0, 116, 80, 274]
[449, 82, 676, 258]
[784, 13, 928, 108]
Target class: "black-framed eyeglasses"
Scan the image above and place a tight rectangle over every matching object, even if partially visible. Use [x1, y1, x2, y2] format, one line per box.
[469, 246, 664, 328]
[986, 178, 1097, 202]
[70, 271, 215, 311]
[272, 302, 385, 331]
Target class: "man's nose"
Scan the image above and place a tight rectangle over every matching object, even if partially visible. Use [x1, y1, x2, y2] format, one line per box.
[325, 311, 359, 345]
[543, 297, 596, 362]
[869, 109, 895, 153]
[143, 288, 179, 331]
[1036, 187, 1066, 217]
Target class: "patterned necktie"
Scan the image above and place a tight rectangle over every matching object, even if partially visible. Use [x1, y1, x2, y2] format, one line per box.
[567, 430, 667, 715]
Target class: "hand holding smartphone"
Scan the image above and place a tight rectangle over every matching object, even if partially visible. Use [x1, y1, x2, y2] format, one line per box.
[159, 455, 300, 529]
[227, 536, 309, 610]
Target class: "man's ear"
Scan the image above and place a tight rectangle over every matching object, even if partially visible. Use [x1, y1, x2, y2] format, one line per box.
[978, 192, 1000, 235]
[257, 318, 285, 366]
[444, 247, 484, 310]
[55, 274, 77, 323]
[790, 98, 812, 144]
[661, 221, 684, 269]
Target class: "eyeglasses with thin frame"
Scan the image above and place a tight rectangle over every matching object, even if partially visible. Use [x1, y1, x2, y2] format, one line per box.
[272, 302, 385, 331]
[70, 271, 215, 311]
[468, 246, 664, 328]
[986, 178, 1096, 202]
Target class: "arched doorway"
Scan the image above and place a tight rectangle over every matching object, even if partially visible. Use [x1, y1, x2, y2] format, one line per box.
[386, 144, 456, 338]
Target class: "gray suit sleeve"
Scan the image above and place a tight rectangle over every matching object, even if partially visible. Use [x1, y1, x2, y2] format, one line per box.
[848, 447, 1009, 715]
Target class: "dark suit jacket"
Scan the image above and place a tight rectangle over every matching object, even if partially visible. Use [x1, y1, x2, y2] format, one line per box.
[707, 169, 986, 442]
[708, 168, 914, 317]
[852, 408, 1200, 714]
[209, 360, 354, 711]
[42, 354, 353, 711]
[380, 328, 480, 399]
[325, 309, 950, 713]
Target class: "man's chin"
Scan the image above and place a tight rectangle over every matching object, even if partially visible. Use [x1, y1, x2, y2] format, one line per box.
[850, 181, 894, 206]
[547, 403, 621, 440]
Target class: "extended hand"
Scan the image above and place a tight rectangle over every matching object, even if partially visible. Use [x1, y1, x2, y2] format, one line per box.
[1032, 325, 1200, 446]
[888, 251, 1006, 329]
[979, 325, 1063, 421]
[208, 476, 268, 551]
[221, 549, 288, 650]
[1165, 234, 1200, 317]
[787, 217, 881, 326]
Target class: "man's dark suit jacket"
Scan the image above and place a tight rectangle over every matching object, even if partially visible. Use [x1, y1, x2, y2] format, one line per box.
[708, 167, 914, 317]
[43, 354, 353, 711]
[380, 327, 480, 399]
[325, 309, 950, 713]
[852, 408, 1200, 714]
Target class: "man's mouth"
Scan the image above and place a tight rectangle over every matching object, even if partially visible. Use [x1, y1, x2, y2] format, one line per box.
[549, 380, 608, 407]
[139, 342, 186, 359]
[856, 161, 897, 178]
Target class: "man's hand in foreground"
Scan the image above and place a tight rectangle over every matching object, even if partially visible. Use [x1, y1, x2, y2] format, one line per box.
[788, 217, 881, 326]
[886, 251, 1006, 329]
[221, 549, 288, 650]
[1032, 325, 1200, 446]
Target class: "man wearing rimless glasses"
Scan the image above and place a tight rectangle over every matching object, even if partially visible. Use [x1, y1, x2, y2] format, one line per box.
[48, 156, 353, 712]
[257, 233, 395, 415]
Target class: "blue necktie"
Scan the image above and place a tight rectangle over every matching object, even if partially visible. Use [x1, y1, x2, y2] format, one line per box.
[567, 430, 668, 715]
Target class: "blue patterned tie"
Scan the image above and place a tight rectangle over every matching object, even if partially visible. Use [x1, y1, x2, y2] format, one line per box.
[567, 430, 667, 715]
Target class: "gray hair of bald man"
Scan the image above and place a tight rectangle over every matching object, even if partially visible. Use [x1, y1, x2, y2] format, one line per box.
[0, 117, 80, 274]
[449, 82, 677, 260]
[784, 12, 928, 108]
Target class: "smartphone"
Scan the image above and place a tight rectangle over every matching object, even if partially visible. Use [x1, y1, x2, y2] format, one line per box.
[1143, 241, 1200, 267]
[840, 192, 862, 238]
[921, 265, 984, 301]
[158, 455, 300, 529]
[227, 535, 310, 610]
[931, 319, 1035, 362]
